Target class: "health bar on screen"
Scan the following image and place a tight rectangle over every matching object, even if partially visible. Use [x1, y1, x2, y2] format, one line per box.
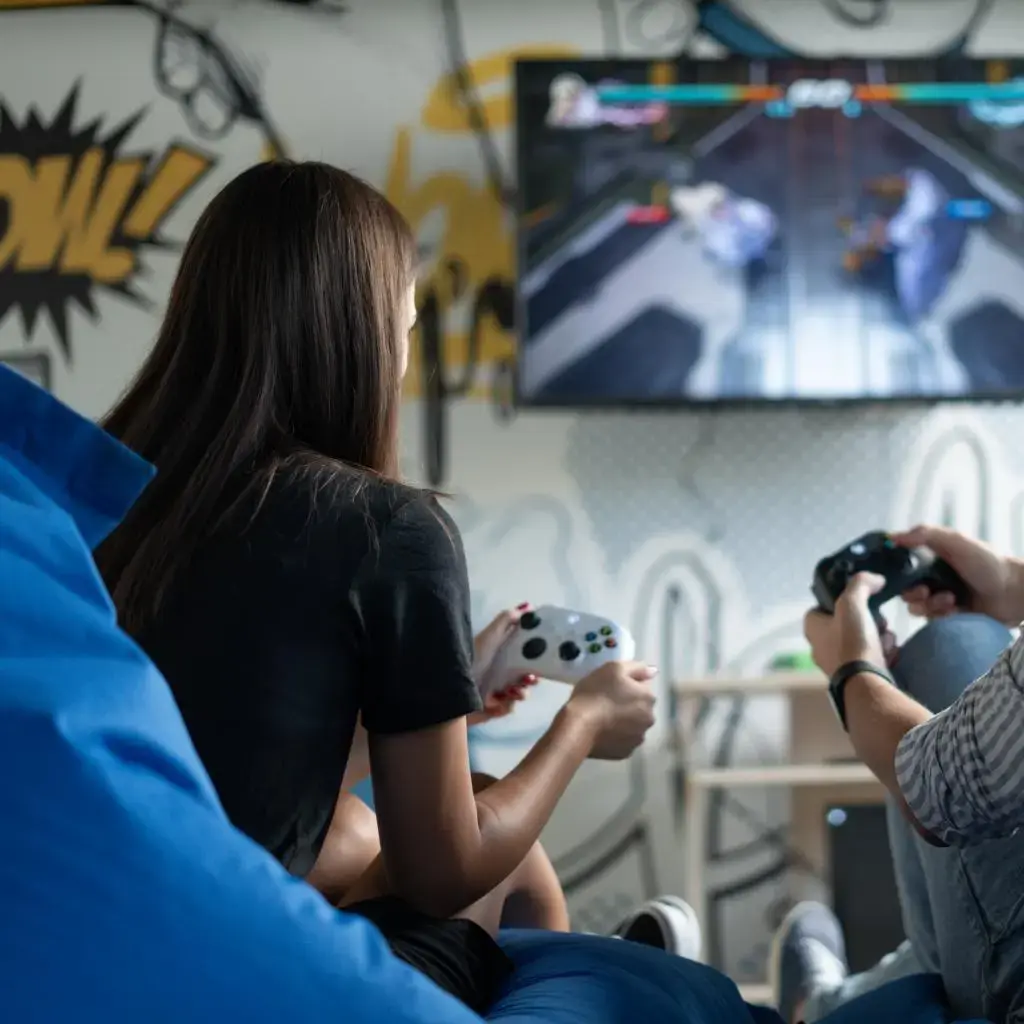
[598, 82, 1024, 105]
[857, 82, 1024, 103]
[597, 84, 782, 104]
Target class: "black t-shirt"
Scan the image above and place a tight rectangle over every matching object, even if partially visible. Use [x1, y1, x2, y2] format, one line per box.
[135, 470, 482, 877]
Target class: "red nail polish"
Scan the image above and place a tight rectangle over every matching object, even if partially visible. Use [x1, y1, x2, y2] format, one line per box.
[523, 674, 538, 684]
[516, 602, 530, 611]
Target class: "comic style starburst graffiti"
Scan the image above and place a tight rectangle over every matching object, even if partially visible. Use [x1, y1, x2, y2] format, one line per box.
[0, 84, 213, 360]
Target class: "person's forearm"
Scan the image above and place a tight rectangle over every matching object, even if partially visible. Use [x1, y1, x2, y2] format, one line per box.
[845, 672, 934, 835]
[467, 699, 599, 898]
[370, 698, 606, 919]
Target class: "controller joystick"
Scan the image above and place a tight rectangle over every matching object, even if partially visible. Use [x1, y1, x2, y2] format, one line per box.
[479, 605, 636, 697]
[812, 530, 970, 625]
[558, 640, 582, 662]
[521, 637, 547, 660]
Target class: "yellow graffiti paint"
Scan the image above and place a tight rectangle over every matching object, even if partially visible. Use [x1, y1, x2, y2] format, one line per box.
[261, 139, 289, 163]
[387, 44, 578, 399]
[0, 145, 211, 285]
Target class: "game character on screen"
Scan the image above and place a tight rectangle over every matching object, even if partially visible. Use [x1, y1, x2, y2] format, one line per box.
[545, 73, 666, 130]
[840, 168, 968, 323]
[669, 182, 778, 270]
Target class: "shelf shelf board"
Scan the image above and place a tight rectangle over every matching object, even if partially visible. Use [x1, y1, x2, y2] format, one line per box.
[688, 762, 877, 788]
[673, 673, 827, 696]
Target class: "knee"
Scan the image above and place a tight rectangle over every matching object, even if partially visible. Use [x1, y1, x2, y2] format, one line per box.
[306, 793, 381, 902]
[333, 792, 381, 849]
[895, 613, 1012, 713]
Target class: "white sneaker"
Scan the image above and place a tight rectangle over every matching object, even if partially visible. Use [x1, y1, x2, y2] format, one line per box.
[768, 902, 847, 1023]
[613, 895, 703, 961]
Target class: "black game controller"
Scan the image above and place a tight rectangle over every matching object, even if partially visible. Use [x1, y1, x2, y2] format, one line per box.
[812, 531, 970, 624]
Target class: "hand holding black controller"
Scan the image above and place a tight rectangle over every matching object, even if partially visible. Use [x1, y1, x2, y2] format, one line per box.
[812, 531, 971, 625]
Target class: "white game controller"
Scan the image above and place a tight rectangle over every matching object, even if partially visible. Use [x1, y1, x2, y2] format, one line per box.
[481, 605, 636, 697]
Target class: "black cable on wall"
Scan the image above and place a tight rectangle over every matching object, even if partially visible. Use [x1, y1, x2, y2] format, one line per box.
[439, 0, 515, 206]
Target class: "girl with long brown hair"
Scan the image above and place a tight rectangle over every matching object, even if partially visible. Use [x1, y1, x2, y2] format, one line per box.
[96, 160, 657, 1013]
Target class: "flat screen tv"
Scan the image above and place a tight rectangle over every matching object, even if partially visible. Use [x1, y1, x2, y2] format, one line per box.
[514, 57, 1024, 406]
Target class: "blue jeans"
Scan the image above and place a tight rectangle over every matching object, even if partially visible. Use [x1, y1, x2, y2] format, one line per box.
[804, 614, 1024, 1023]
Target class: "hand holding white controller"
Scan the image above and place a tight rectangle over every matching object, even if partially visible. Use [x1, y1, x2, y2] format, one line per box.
[480, 604, 637, 698]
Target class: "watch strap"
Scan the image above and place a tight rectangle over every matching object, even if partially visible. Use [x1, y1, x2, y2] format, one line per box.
[829, 660, 895, 730]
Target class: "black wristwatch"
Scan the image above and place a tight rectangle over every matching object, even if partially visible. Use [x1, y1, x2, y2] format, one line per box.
[828, 660, 895, 731]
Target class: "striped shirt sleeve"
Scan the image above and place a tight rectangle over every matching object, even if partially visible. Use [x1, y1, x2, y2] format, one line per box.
[895, 635, 1024, 846]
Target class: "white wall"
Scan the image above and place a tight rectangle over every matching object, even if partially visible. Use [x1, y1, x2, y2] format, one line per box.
[3, 0, 1024, 979]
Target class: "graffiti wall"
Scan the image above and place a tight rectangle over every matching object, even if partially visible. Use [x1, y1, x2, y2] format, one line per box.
[4, 0, 1024, 981]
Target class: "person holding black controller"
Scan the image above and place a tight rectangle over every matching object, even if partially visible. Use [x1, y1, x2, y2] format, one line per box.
[772, 526, 1024, 1024]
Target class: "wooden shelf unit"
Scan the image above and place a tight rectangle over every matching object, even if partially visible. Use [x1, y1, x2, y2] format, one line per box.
[670, 673, 884, 1003]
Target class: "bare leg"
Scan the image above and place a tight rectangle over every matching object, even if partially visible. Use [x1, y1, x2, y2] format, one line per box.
[305, 792, 381, 906]
[499, 839, 570, 932]
[336, 773, 569, 937]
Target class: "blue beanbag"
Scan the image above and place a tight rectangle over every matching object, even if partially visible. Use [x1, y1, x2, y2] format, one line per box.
[810, 974, 981, 1024]
[0, 363, 988, 1024]
[490, 932, 989, 1024]
[0, 366, 482, 1024]
[492, 931, 768, 1023]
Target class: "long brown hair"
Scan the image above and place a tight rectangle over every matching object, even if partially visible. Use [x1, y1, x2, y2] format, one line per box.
[96, 160, 415, 634]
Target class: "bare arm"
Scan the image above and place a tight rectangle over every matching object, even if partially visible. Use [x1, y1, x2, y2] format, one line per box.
[806, 575, 946, 845]
[369, 698, 602, 918]
[841, 671, 938, 841]
[834, 529, 1024, 844]
[352, 496, 653, 918]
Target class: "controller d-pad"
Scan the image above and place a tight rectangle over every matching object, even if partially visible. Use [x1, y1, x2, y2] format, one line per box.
[522, 637, 547, 660]
[558, 641, 581, 661]
[520, 612, 541, 630]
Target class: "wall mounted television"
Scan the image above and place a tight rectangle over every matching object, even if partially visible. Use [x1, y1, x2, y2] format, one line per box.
[514, 57, 1024, 407]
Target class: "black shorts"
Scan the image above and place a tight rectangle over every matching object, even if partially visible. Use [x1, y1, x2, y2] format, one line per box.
[346, 896, 514, 1014]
